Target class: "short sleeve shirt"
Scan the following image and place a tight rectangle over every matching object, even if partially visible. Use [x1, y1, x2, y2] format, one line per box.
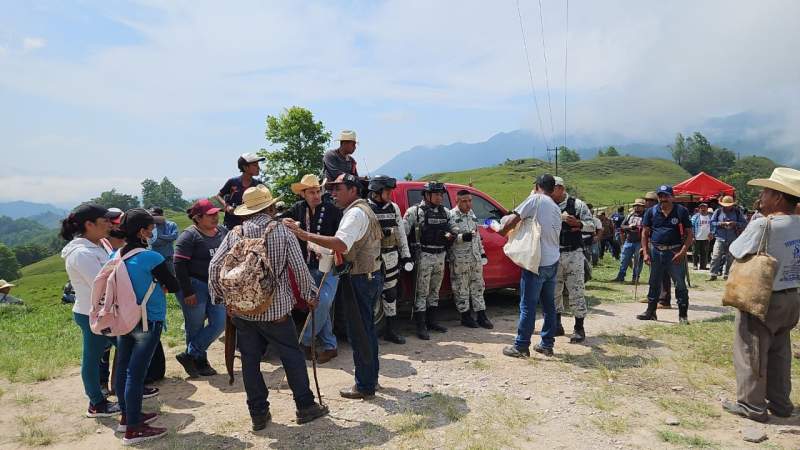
[513, 193, 563, 266]
[118, 250, 167, 322]
[642, 204, 692, 246]
[219, 176, 263, 227]
[730, 215, 800, 291]
[174, 225, 228, 281]
[335, 207, 369, 252]
[322, 149, 358, 182]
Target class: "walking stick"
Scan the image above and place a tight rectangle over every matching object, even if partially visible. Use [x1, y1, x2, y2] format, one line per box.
[633, 249, 640, 302]
[298, 270, 332, 342]
[310, 304, 324, 406]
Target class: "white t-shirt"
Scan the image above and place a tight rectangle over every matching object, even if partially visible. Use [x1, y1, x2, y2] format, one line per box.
[514, 193, 563, 266]
[335, 206, 369, 252]
[694, 213, 712, 240]
[730, 215, 800, 291]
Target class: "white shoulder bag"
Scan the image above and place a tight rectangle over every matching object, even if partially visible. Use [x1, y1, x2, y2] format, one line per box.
[503, 217, 542, 274]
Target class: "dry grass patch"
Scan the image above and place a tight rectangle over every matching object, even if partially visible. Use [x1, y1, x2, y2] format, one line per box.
[657, 429, 718, 448]
[591, 416, 629, 435]
[16, 415, 56, 447]
[656, 396, 721, 430]
[14, 391, 43, 406]
[446, 394, 539, 449]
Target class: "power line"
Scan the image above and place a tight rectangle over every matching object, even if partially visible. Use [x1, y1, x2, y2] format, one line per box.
[515, 0, 549, 158]
[564, 0, 569, 150]
[536, 0, 556, 141]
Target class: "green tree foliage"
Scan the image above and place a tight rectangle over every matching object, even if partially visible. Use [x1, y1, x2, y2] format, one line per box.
[669, 132, 736, 177]
[141, 178, 188, 210]
[558, 146, 581, 163]
[260, 106, 331, 200]
[597, 146, 619, 157]
[91, 189, 140, 210]
[404, 172, 413, 181]
[722, 156, 777, 209]
[13, 243, 50, 266]
[0, 243, 20, 280]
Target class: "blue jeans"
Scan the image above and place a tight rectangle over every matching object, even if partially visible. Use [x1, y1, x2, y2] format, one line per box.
[646, 246, 689, 307]
[233, 316, 315, 416]
[515, 263, 559, 350]
[347, 271, 383, 394]
[301, 269, 339, 350]
[116, 321, 163, 426]
[74, 312, 116, 406]
[617, 241, 642, 280]
[176, 278, 226, 359]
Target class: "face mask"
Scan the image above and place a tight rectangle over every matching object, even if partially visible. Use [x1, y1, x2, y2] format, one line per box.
[109, 229, 126, 239]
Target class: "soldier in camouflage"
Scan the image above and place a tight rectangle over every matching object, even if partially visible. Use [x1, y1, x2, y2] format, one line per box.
[448, 190, 493, 329]
[367, 175, 414, 344]
[404, 181, 454, 340]
[552, 176, 595, 343]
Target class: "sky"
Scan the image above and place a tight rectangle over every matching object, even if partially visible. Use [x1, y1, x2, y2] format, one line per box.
[1, 0, 798, 206]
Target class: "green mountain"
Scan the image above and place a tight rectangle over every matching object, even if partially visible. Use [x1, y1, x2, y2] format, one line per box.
[422, 156, 691, 209]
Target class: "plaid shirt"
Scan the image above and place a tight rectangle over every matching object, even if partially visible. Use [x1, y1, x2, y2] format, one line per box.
[208, 212, 317, 322]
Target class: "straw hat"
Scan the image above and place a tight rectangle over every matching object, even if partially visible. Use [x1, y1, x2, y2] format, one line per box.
[633, 198, 646, 206]
[337, 130, 357, 142]
[718, 195, 736, 207]
[644, 191, 658, 201]
[747, 167, 800, 198]
[291, 174, 322, 195]
[0, 280, 15, 290]
[234, 185, 281, 216]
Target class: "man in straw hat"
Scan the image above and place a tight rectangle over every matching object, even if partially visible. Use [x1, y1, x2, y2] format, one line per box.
[612, 198, 646, 283]
[722, 167, 800, 422]
[709, 195, 746, 281]
[281, 174, 343, 363]
[0, 280, 23, 305]
[322, 130, 360, 186]
[209, 185, 329, 431]
[286, 173, 384, 400]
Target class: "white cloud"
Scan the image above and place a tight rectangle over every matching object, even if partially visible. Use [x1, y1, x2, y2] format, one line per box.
[22, 37, 46, 51]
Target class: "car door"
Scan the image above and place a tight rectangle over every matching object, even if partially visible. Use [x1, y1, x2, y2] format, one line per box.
[461, 190, 520, 289]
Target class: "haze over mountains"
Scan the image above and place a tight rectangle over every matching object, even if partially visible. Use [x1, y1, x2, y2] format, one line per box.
[376, 112, 796, 178]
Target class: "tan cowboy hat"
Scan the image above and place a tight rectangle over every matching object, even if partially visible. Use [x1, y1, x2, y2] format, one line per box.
[234, 185, 281, 216]
[748, 167, 800, 198]
[337, 130, 357, 142]
[718, 195, 736, 207]
[644, 191, 658, 201]
[633, 198, 646, 206]
[0, 280, 15, 290]
[291, 174, 322, 195]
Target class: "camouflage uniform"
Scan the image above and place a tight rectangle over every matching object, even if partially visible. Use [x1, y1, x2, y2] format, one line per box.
[369, 199, 411, 317]
[555, 194, 595, 319]
[404, 202, 449, 312]
[448, 207, 486, 313]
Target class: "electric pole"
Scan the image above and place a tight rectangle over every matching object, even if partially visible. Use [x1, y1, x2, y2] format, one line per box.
[546, 146, 559, 175]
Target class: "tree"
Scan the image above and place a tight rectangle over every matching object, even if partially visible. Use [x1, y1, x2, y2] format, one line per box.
[722, 156, 777, 209]
[13, 243, 49, 266]
[669, 133, 688, 167]
[141, 179, 166, 209]
[669, 132, 736, 177]
[0, 243, 20, 280]
[91, 189, 139, 210]
[558, 146, 581, 163]
[597, 146, 619, 157]
[159, 177, 189, 210]
[404, 172, 413, 181]
[261, 106, 331, 200]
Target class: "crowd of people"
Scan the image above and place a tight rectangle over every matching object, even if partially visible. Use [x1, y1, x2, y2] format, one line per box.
[55, 129, 800, 443]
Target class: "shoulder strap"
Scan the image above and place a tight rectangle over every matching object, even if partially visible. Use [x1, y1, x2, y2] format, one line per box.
[566, 197, 576, 216]
[139, 282, 157, 332]
[120, 247, 146, 261]
[757, 218, 771, 254]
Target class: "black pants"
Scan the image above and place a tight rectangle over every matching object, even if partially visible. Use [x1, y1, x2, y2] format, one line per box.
[693, 240, 710, 269]
[233, 316, 315, 417]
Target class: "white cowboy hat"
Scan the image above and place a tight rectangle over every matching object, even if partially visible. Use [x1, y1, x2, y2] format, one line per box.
[234, 185, 282, 216]
[0, 280, 15, 290]
[718, 195, 736, 207]
[748, 167, 800, 198]
[337, 130, 357, 142]
[633, 198, 646, 206]
[291, 174, 322, 195]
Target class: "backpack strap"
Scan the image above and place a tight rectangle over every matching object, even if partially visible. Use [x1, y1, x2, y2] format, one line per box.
[139, 282, 157, 332]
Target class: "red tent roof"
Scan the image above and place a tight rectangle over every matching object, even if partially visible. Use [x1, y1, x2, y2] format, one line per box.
[673, 171, 735, 201]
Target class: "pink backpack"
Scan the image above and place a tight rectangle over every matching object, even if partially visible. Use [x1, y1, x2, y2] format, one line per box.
[90, 248, 156, 336]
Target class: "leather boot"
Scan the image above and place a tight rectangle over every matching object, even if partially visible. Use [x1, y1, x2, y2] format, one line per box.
[415, 312, 430, 340]
[476, 310, 494, 329]
[554, 313, 565, 336]
[636, 300, 658, 320]
[383, 317, 406, 344]
[460, 311, 479, 328]
[678, 304, 689, 325]
[426, 306, 448, 333]
[570, 317, 586, 343]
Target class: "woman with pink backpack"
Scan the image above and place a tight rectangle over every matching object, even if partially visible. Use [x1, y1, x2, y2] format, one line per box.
[112, 209, 179, 445]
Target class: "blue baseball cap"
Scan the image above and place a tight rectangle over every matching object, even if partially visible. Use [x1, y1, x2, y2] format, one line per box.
[656, 185, 674, 196]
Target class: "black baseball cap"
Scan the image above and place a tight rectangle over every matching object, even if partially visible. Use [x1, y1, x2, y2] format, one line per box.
[327, 173, 361, 188]
[120, 208, 155, 235]
[536, 173, 556, 191]
[70, 203, 117, 225]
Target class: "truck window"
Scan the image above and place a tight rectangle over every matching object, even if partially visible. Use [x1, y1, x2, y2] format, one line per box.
[469, 194, 505, 222]
[407, 189, 452, 209]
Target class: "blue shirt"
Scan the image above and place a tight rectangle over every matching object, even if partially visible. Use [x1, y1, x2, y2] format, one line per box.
[642, 203, 692, 246]
[710, 207, 746, 242]
[151, 221, 179, 258]
[113, 249, 168, 323]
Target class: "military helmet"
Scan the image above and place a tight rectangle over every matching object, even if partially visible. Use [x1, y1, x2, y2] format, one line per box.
[368, 175, 397, 193]
[423, 181, 446, 193]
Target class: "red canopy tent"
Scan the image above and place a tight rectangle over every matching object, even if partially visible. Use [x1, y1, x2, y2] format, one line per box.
[672, 171, 736, 202]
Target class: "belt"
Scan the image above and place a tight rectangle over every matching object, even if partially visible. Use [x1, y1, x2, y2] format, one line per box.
[270, 315, 289, 324]
[422, 246, 446, 254]
[381, 246, 399, 253]
[351, 270, 382, 281]
[559, 245, 582, 253]
[774, 288, 799, 294]
[653, 244, 681, 251]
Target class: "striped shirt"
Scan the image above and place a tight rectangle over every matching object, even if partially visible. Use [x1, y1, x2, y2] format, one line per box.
[208, 212, 317, 322]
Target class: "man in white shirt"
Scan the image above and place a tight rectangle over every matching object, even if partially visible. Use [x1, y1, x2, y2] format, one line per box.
[498, 174, 563, 358]
[287, 173, 384, 400]
[722, 168, 800, 423]
[690, 203, 713, 270]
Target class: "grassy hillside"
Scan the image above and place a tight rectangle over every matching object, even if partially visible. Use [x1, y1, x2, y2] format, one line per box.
[423, 156, 691, 209]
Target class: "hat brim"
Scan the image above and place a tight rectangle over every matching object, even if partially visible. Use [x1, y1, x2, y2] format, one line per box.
[291, 182, 321, 195]
[233, 197, 281, 216]
[718, 200, 736, 207]
[633, 202, 646, 206]
[748, 179, 800, 198]
[0, 282, 15, 289]
[656, 191, 673, 196]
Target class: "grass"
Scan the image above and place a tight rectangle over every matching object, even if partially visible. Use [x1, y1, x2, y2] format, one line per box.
[387, 391, 468, 443]
[14, 391, 43, 406]
[591, 416, 629, 435]
[445, 394, 538, 449]
[656, 396, 721, 430]
[468, 359, 490, 370]
[423, 156, 690, 209]
[657, 429, 718, 448]
[16, 415, 56, 447]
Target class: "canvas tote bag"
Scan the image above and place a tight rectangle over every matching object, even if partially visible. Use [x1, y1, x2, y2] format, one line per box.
[722, 217, 777, 321]
[503, 217, 542, 274]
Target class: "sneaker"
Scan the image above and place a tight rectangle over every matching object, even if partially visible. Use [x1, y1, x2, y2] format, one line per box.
[87, 400, 122, 418]
[296, 403, 330, 424]
[533, 343, 554, 357]
[721, 401, 768, 423]
[723, 274, 728, 280]
[708, 275, 718, 281]
[502, 345, 530, 358]
[176, 352, 200, 378]
[116, 412, 158, 433]
[122, 423, 168, 445]
[142, 386, 159, 399]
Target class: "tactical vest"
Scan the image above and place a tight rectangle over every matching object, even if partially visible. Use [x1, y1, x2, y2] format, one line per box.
[559, 196, 584, 252]
[342, 199, 383, 275]
[411, 203, 450, 254]
[369, 200, 400, 249]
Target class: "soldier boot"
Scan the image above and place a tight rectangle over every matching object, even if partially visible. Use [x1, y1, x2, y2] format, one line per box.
[426, 306, 448, 333]
[555, 313, 565, 337]
[415, 313, 430, 340]
[476, 310, 493, 329]
[383, 317, 406, 344]
[570, 317, 586, 343]
[460, 311, 478, 328]
[636, 300, 658, 321]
